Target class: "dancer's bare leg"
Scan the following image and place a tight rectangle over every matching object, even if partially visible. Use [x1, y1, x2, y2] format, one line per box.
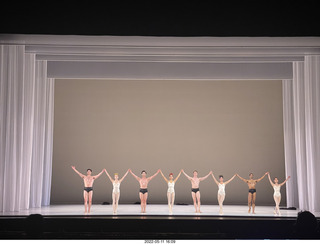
[83, 191, 88, 213]
[248, 193, 252, 213]
[167, 192, 172, 213]
[252, 193, 256, 214]
[139, 193, 144, 213]
[218, 194, 225, 214]
[191, 192, 197, 212]
[143, 193, 148, 213]
[115, 192, 120, 213]
[196, 191, 201, 213]
[171, 192, 175, 213]
[88, 191, 93, 213]
[112, 193, 117, 213]
[274, 195, 281, 215]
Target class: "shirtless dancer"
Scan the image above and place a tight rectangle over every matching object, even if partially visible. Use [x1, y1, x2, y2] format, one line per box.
[71, 166, 104, 213]
[182, 169, 212, 213]
[129, 169, 160, 213]
[237, 172, 268, 214]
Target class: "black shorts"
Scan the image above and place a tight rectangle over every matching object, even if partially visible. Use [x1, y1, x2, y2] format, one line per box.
[84, 187, 93, 193]
[140, 188, 148, 194]
[191, 188, 200, 193]
[249, 189, 256, 194]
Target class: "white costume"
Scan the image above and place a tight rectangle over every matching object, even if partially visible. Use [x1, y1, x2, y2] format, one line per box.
[113, 181, 120, 194]
[273, 185, 281, 197]
[218, 183, 226, 196]
[167, 181, 175, 194]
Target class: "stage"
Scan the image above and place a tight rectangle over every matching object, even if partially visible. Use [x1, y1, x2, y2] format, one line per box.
[1, 204, 319, 239]
[0, 204, 307, 217]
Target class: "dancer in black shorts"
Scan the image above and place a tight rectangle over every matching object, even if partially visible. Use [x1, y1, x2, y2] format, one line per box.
[237, 172, 268, 214]
[71, 166, 104, 214]
[182, 169, 212, 213]
[129, 169, 160, 213]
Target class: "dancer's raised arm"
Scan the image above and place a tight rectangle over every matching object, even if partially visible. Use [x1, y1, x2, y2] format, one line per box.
[199, 171, 212, 181]
[211, 173, 219, 185]
[93, 169, 104, 180]
[256, 172, 268, 182]
[225, 174, 236, 185]
[71, 166, 85, 178]
[236, 173, 248, 183]
[104, 169, 114, 183]
[174, 170, 182, 183]
[119, 169, 129, 183]
[129, 169, 141, 181]
[160, 170, 168, 183]
[267, 172, 274, 186]
[280, 176, 291, 186]
[148, 169, 160, 181]
[182, 169, 192, 180]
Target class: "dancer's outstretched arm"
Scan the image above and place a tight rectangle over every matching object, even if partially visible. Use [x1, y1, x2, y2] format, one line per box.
[211, 173, 219, 185]
[182, 170, 192, 180]
[267, 172, 274, 186]
[71, 166, 85, 178]
[199, 171, 212, 181]
[225, 174, 237, 185]
[104, 169, 114, 183]
[236, 174, 248, 183]
[93, 169, 105, 180]
[148, 169, 160, 181]
[160, 170, 168, 183]
[256, 172, 268, 182]
[129, 169, 141, 181]
[119, 169, 129, 183]
[174, 170, 182, 183]
[280, 176, 290, 186]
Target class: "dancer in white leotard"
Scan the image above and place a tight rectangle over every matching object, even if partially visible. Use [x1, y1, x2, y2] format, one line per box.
[267, 172, 290, 215]
[104, 169, 129, 214]
[211, 173, 236, 214]
[160, 170, 182, 214]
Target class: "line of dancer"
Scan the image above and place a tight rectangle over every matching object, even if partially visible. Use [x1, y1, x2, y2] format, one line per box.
[71, 166, 290, 215]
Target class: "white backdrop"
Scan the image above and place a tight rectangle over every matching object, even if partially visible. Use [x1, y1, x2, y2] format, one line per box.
[0, 45, 54, 212]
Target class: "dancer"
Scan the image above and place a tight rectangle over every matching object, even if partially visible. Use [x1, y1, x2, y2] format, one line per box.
[267, 172, 290, 215]
[160, 170, 182, 214]
[104, 169, 129, 214]
[237, 172, 268, 214]
[129, 169, 160, 213]
[182, 169, 212, 213]
[71, 166, 104, 214]
[211, 173, 236, 214]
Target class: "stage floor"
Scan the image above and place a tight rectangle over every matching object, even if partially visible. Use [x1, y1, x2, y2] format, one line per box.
[2, 204, 317, 218]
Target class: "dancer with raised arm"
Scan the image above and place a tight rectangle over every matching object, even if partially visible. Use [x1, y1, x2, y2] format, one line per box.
[129, 169, 160, 213]
[160, 170, 182, 214]
[104, 169, 129, 214]
[182, 169, 212, 213]
[71, 166, 104, 214]
[211, 173, 236, 214]
[267, 172, 290, 215]
[237, 172, 268, 214]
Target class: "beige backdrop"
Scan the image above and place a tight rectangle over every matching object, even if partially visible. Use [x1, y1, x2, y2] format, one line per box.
[52, 79, 285, 206]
